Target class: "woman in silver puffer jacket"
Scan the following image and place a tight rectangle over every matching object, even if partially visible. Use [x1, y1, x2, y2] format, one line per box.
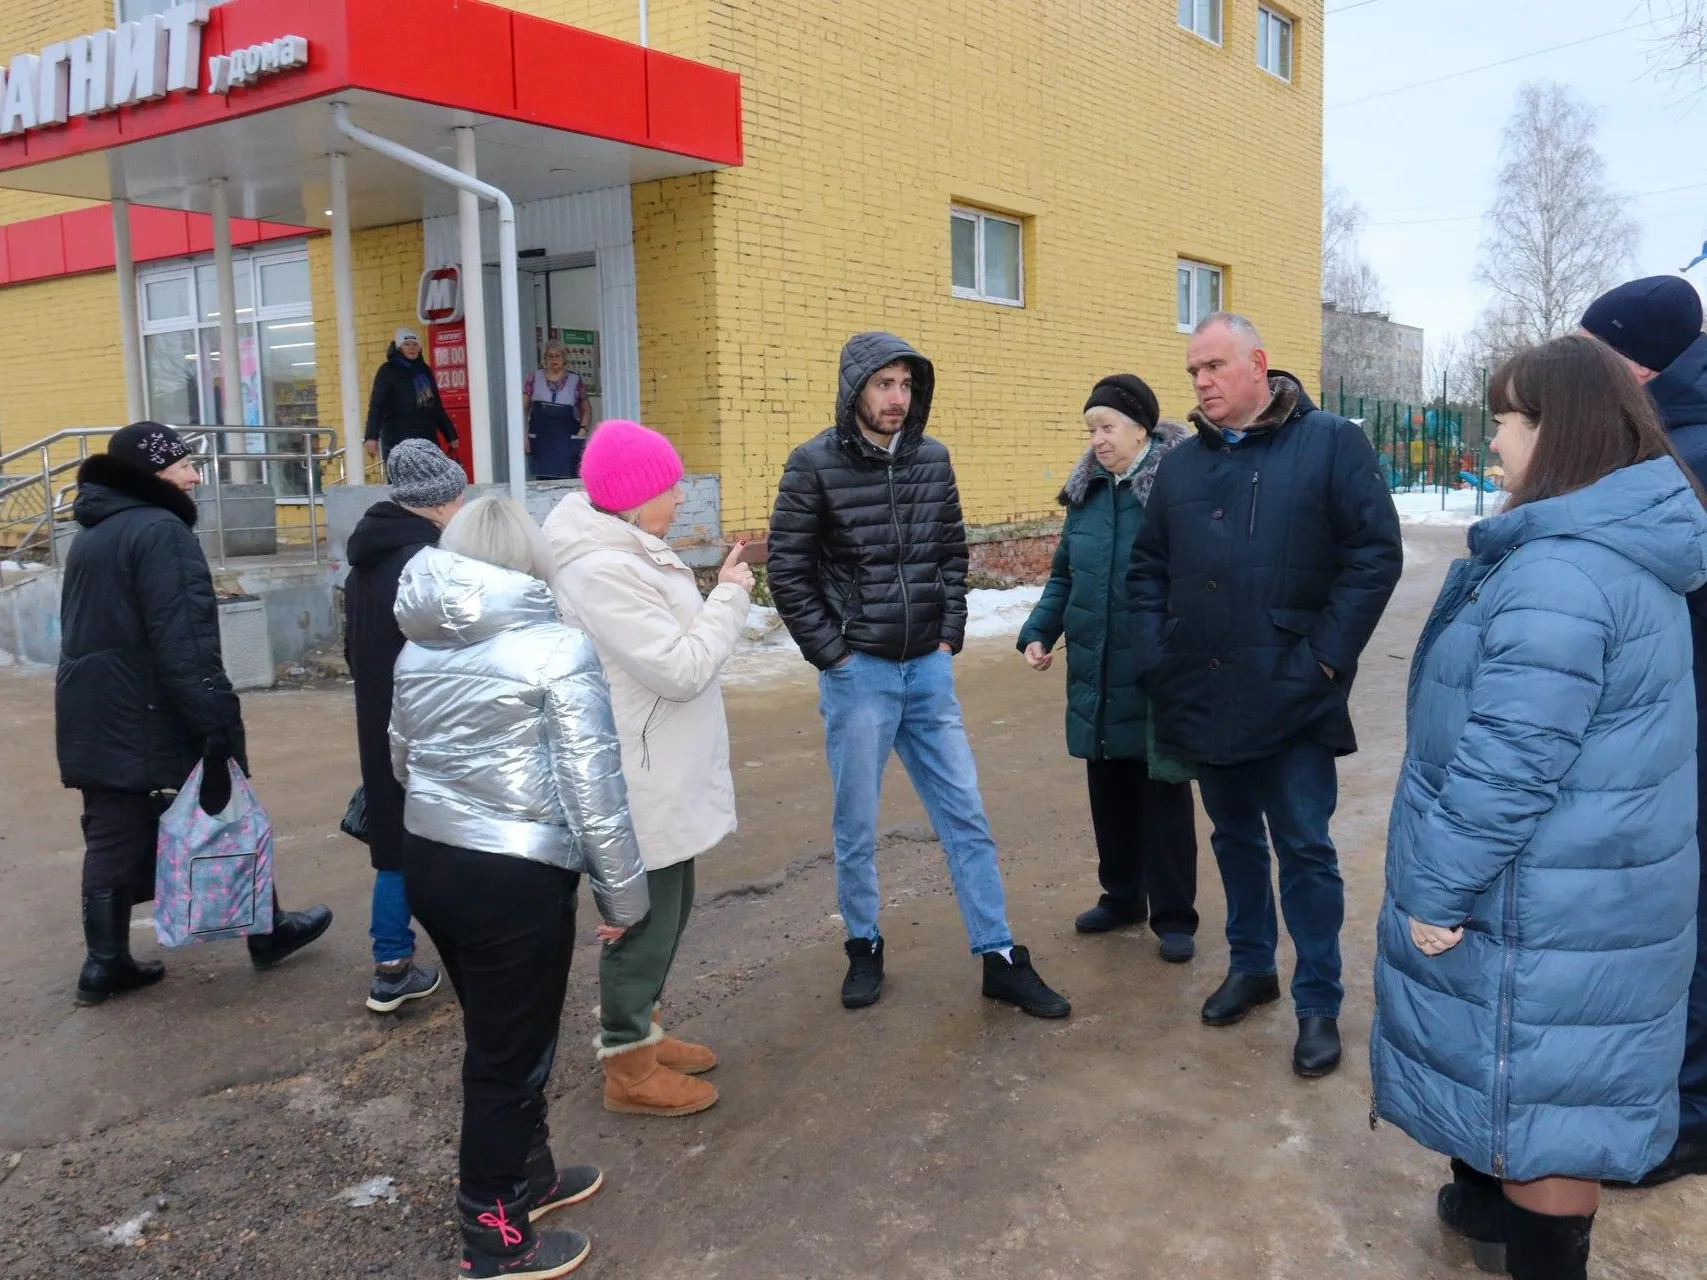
[389, 495, 649, 1280]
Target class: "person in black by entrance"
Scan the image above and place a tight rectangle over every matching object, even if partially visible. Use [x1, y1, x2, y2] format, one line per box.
[524, 340, 592, 480]
[364, 327, 459, 464]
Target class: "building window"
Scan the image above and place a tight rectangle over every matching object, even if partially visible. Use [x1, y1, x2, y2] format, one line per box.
[138, 246, 320, 498]
[1257, 6, 1294, 80]
[1177, 260, 1224, 332]
[1177, 0, 1222, 44]
[951, 207, 1023, 307]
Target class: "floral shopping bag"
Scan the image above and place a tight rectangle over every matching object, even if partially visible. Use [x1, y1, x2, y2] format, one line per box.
[154, 760, 276, 947]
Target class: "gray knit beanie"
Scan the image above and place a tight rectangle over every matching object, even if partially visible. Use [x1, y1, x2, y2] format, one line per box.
[386, 439, 467, 508]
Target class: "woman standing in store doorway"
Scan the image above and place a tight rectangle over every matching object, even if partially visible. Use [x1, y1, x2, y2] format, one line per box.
[524, 340, 592, 481]
[364, 327, 459, 463]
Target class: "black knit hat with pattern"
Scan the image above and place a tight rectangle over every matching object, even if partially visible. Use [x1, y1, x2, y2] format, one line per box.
[107, 421, 191, 474]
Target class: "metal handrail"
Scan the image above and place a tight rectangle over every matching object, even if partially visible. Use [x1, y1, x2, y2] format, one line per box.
[1, 425, 353, 585]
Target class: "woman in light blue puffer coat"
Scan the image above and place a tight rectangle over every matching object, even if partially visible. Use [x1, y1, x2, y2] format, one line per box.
[1372, 335, 1707, 1280]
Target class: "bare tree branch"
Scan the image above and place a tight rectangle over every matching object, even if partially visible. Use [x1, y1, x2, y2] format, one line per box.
[1472, 81, 1638, 360]
[1322, 179, 1386, 312]
[1653, 0, 1707, 77]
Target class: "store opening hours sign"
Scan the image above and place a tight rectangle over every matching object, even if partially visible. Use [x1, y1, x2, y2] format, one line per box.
[0, 3, 309, 137]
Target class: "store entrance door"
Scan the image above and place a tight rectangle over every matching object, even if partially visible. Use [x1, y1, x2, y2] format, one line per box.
[483, 255, 602, 483]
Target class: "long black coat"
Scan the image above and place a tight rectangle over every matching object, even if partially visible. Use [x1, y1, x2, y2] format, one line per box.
[365, 346, 457, 456]
[767, 332, 968, 669]
[343, 501, 441, 872]
[1127, 374, 1402, 767]
[56, 455, 246, 795]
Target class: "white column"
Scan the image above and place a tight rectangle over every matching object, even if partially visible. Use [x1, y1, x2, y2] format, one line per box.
[330, 151, 364, 485]
[209, 178, 248, 482]
[112, 197, 144, 422]
[455, 126, 494, 485]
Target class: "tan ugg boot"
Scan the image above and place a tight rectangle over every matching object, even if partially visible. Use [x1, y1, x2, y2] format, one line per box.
[652, 1011, 717, 1075]
[600, 1027, 718, 1116]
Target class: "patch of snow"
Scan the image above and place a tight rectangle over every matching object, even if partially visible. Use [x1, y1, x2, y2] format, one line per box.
[1393, 486, 1501, 528]
[100, 1209, 154, 1246]
[335, 1176, 399, 1208]
[962, 585, 1045, 640]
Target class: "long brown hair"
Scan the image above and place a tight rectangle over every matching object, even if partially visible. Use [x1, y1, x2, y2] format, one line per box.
[1490, 333, 1706, 510]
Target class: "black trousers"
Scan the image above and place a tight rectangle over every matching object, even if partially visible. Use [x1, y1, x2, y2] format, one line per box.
[403, 834, 580, 1205]
[80, 789, 171, 899]
[1084, 759, 1200, 936]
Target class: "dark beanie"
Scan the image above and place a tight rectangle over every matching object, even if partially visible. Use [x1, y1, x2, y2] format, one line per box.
[1083, 374, 1160, 432]
[1581, 276, 1704, 373]
[107, 421, 191, 473]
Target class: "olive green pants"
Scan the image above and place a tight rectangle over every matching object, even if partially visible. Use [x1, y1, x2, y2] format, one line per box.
[599, 859, 695, 1048]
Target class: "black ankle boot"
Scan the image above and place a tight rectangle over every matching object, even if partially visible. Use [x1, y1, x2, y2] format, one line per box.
[75, 888, 165, 1006]
[1505, 1201, 1592, 1280]
[457, 1188, 590, 1279]
[1437, 1159, 1507, 1274]
[247, 891, 332, 970]
[524, 1140, 602, 1223]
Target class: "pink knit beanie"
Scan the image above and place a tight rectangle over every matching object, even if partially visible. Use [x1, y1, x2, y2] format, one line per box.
[580, 420, 684, 513]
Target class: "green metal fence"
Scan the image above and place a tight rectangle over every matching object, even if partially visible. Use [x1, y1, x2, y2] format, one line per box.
[1327, 372, 1497, 517]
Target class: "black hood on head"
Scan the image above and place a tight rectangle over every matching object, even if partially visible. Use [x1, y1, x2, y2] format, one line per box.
[346, 500, 442, 569]
[72, 453, 198, 528]
[834, 332, 935, 454]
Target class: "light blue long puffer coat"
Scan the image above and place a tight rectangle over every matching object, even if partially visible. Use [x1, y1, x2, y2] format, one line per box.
[1372, 457, 1707, 1183]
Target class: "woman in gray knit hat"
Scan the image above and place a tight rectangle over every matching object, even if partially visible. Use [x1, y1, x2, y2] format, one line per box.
[344, 439, 468, 1013]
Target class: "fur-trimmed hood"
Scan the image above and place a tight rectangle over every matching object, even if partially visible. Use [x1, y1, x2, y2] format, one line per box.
[1058, 420, 1190, 508]
[73, 453, 198, 528]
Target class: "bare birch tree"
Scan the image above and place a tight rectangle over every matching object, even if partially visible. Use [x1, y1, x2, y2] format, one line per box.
[1653, 0, 1707, 77]
[1322, 179, 1385, 311]
[1472, 82, 1638, 357]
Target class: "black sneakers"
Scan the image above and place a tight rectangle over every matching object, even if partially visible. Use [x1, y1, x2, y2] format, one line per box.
[841, 936, 884, 1008]
[365, 960, 441, 1013]
[981, 945, 1071, 1018]
[458, 1190, 590, 1279]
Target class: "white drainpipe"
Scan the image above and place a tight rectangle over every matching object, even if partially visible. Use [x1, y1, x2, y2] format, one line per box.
[331, 103, 526, 501]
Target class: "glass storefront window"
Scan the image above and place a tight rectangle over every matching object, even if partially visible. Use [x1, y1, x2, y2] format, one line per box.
[261, 320, 320, 496]
[142, 331, 200, 425]
[196, 262, 255, 324]
[259, 258, 312, 310]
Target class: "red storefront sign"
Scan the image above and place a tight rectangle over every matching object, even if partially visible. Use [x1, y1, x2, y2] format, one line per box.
[428, 320, 473, 482]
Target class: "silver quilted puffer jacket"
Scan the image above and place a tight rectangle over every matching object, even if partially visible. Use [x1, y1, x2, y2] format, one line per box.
[389, 546, 650, 927]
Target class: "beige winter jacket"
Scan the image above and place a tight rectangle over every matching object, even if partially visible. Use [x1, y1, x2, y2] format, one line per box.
[543, 493, 749, 871]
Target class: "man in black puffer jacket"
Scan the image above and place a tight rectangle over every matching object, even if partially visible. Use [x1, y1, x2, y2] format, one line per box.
[56, 423, 331, 1007]
[1128, 314, 1401, 1080]
[769, 332, 1069, 1019]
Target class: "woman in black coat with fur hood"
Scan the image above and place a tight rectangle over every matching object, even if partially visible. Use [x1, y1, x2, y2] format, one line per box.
[56, 423, 332, 1006]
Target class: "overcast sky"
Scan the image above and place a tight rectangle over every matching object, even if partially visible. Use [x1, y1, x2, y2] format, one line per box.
[1324, 0, 1707, 353]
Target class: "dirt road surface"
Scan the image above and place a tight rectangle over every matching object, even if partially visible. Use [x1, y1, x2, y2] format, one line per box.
[0, 523, 1701, 1278]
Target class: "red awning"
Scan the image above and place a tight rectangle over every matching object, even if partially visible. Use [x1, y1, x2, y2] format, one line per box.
[0, 0, 742, 231]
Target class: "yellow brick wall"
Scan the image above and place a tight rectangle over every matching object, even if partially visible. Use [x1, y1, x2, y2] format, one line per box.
[305, 222, 424, 482]
[497, 1, 1326, 533]
[0, 2, 111, 226]
[0, 274, 129, 462]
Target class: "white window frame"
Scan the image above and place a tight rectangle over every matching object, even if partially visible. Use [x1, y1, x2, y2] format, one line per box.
[951, 206, 1024, 308]
[1177, 0, 1223, 46]
[1177, 259, 1225, 333]
[1257, 5, 1294, 81]
[116, 0, 228, 21]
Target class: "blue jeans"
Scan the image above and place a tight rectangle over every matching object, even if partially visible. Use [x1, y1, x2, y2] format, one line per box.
[370, 869, 417, 965]
[818, 649, 1012, 955]
[1194, 740, 1344, 1019]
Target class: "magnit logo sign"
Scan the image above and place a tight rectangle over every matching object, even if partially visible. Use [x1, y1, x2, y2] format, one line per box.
[0, 2, 309, 138]
[418, 267, 464, 325]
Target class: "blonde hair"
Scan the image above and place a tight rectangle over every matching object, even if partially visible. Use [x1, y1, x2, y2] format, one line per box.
[439, 496, 553, 580]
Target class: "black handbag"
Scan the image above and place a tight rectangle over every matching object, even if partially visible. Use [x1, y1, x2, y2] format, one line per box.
[340, 785, 369, 844]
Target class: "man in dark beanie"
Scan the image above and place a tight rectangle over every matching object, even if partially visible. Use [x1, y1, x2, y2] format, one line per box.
[1583, 276, 1707, 1188]
[344, 438, 466, 1014]
[56, 423, 332, 1006]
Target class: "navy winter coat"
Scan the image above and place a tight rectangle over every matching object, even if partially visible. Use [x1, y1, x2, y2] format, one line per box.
[1016, 425, 1189, 761]
[1127, 373, 1402, 766]
[1372, 457, 1707, 1183]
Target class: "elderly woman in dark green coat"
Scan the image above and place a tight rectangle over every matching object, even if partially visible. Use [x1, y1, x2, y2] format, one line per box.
[1017, 375, 1199, 961]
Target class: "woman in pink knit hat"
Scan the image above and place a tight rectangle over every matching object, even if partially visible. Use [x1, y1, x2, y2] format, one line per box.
[542, 420, 755, 1117]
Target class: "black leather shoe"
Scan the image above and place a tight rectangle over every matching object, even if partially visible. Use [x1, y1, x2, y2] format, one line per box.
[248, 903, 333, 970]
[1627, 1136, 1707, 1188]
[1200, 971, 1281, 1026]
[1438, 1158, 1508, 1274]
[1074, 901, 1146, 934]
[1293, 1016, 1342, 1078]
[841, 936, 884, 1008]
[982, 945, 1071, 1018]
[1158, 933, 1196, 964]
